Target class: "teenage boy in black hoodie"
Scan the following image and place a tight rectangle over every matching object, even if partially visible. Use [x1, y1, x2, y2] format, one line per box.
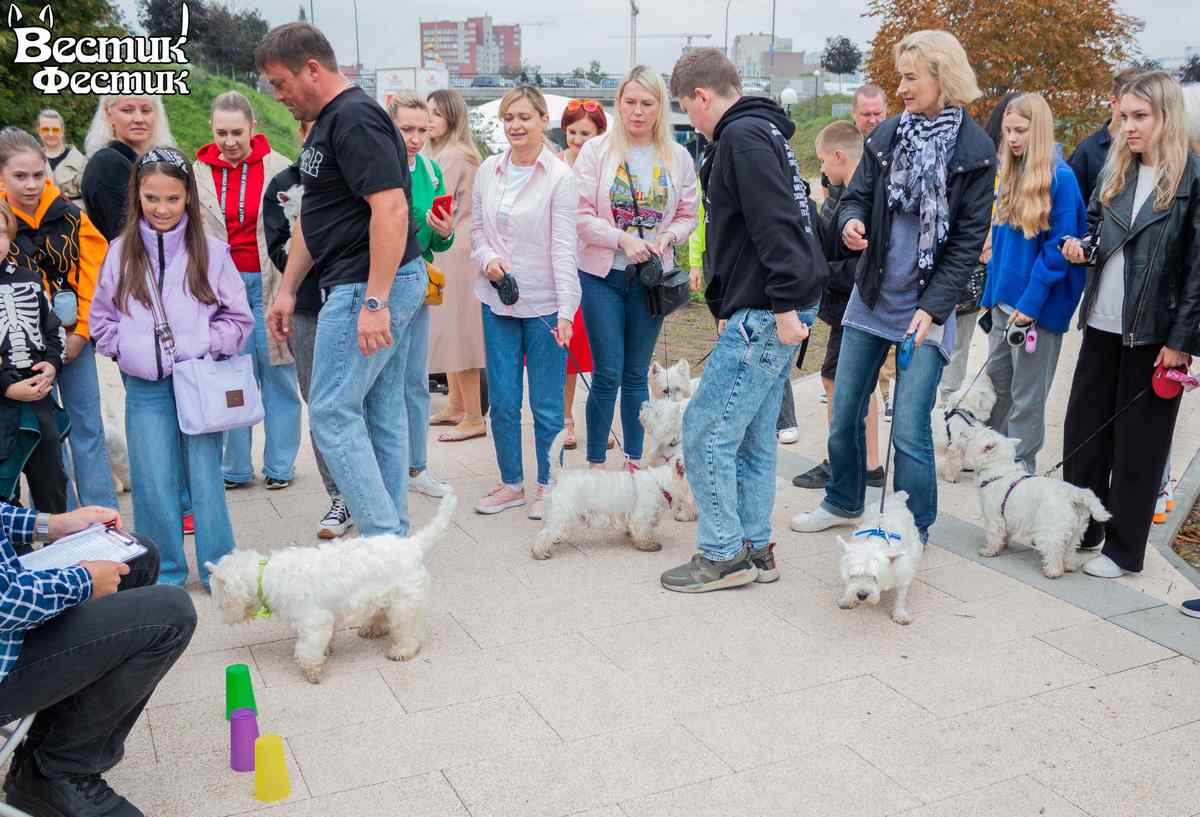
[660, 49, 829, 593]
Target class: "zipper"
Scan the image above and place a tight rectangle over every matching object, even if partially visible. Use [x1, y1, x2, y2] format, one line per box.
[1126, 224, 1169, 347]
[153, 232, 166, 380]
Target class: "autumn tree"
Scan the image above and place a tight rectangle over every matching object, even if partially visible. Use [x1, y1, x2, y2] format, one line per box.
[862, 0, 1140, 149]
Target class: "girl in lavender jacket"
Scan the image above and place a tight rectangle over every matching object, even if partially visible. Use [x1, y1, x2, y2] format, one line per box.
[90, 147, 253, 588]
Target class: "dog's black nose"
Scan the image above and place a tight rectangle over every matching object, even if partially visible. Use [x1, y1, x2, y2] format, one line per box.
[857, 590, 870, 601]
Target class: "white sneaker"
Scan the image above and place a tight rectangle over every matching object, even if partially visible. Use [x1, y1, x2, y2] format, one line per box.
[318, 495, 352, 539]
[790, 506, 862, 533]
[1083, 554, 1125, 578]
[410, 470, 450, 498]
[778, 427, 799, 445]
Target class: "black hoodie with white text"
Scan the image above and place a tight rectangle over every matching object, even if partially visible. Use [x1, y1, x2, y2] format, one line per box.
[698, 96, 829, 320]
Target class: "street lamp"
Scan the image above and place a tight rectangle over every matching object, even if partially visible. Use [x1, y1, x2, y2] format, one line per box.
[813, 68, 821, 116]
[724, 0, 734, 57]
[780, 87, 798, 118]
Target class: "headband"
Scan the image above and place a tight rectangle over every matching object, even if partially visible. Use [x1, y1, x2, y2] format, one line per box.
[138, 147, 190, 173]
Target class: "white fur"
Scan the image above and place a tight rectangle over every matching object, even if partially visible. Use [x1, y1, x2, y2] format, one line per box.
[836, 490, 924, 624]
[933, 374, 997, 482]
[638, 399, 699, 521]
[101, 383, 130, 493]
[207, 493, 457, 683]
[278, 184, 304, 255]
[649, 359, 699, 402]
[533, 430, 693, 559]
[964, 428, 1111, 578]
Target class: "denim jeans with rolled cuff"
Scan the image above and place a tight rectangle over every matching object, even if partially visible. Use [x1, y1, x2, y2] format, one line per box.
[58, 342, 119, 509]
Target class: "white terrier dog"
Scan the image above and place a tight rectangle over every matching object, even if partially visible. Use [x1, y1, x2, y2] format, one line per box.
[836, 491, 924, 625]
[649, 359, 698, 402]
[532, 430, 692, 560]
[278, 184, 304, 254]
[964, 428, 1111, 578]
[933, 374, 997, 482]
[101, 384, 131, 493]
[639, 399, 699, 521]
[207, 493, 457, 683]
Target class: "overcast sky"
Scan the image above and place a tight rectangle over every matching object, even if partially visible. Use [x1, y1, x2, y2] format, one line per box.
[115, 0, 1198, 76]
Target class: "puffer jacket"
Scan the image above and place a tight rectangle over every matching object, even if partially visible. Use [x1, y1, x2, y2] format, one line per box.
[1077, 153, 1200, 354]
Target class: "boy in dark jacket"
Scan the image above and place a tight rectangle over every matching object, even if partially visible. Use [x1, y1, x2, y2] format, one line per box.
[660, 49, 829, 593]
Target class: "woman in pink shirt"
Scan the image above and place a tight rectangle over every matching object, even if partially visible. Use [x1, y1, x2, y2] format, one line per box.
[471, 86, 580, 520]
[575, 66, 699, 466]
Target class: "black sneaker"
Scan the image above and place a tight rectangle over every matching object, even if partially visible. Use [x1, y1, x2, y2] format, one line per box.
[792, 460, 831, 489]
[224, 479, 247, 490]
[265, 477, 291, 491]
[318, 495, 352, 539]
[748, 542, 780, 583]
[866, 466, 885, 488]
[4, 761, 143, 817]
[660, 548, 757, 593]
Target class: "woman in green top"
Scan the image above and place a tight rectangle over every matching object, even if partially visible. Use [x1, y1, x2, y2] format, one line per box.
[389, 94, 456, 499]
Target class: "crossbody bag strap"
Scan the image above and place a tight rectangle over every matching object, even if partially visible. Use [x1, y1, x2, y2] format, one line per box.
[143, 263, 177, 364]
[624, 161, 645, 240]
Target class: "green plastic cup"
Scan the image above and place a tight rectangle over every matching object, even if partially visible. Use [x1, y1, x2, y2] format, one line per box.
[225, 663, 258, 720]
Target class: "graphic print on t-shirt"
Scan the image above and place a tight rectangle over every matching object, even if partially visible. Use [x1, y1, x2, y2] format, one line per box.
[610, 161, 669, 238]
[299, 147, 324, 178]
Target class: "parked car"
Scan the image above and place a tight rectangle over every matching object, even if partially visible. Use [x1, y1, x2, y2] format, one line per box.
[599, 77, 620, 89]
[470, 75, 503, 88]
[450, 77, 472, 88]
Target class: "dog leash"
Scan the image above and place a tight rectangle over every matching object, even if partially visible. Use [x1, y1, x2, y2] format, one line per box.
[1043, 386, 1149, 476]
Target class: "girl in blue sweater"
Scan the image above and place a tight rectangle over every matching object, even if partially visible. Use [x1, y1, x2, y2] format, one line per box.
[981, 93, 1086, 470]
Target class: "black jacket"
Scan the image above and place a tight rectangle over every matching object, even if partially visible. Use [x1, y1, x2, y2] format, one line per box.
[80, 140, 137, 241]
[1077, 154, 1200, 354]
[263, 163, 323, 315]
[838, 112, 996, 325]
[817, 181, 860, 326]
[699, 97, 828, 320]
[1067, 123, 1114, 204]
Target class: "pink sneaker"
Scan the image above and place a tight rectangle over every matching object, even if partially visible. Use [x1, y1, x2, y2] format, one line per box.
[474, 483, 525, 515]
[527, 485, 546, 520]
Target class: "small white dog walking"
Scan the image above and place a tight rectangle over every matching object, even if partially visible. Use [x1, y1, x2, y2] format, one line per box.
[933, 373, 997, 482]
[208, 493, 457, 683]
[532, 430, 692, 560]
[964, 428, 1111, 578]
[836, 490, 924, 624]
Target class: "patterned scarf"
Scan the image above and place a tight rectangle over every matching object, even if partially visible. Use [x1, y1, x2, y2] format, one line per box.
[887, 107, 963, 271]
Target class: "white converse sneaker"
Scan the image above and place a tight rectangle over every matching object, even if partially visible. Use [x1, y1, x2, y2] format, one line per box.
[790, 506, 862, 533]
[1083, 554, 1125, 578]
[409, 470, 450, 498]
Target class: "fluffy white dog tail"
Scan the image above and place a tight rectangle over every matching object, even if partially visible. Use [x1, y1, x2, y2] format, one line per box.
[548, 429, 569, 487]
[416, 492, 458, 557]
[1072, 488, 1112, 523]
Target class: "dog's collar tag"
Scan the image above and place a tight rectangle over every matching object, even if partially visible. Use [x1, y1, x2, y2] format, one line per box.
[854, 527, 902, 543]
[254, 559, 272, 619]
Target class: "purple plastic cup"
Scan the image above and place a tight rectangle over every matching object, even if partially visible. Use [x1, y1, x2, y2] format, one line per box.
[230, 707, 260, 772]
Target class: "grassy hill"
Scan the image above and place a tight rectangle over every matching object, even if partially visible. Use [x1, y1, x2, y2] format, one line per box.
[788, 94, 856, 179]
[164, 67, 301, 161]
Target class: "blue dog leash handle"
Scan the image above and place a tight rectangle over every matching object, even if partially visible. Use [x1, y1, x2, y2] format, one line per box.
[897, 334, 915, 371]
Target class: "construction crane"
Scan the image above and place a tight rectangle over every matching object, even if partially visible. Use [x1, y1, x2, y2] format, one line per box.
[609, 32, 714, 50]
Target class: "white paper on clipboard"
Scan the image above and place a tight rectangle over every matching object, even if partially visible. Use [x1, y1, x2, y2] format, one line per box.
[18, 525, 146, 572]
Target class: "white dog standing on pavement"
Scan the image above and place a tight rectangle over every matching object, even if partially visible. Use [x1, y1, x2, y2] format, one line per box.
[533, 429, 693, 559]
[836, 490, 924, 624]
[649, 359, 698, 402]
[964, 428, 1111, 578]
[207, 493, 457, 683]
[933, 374, 997, 482]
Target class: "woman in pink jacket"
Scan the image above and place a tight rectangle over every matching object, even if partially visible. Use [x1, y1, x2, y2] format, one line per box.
[471, 87, 580, 520]
[575, 66, 699, 466]
[90, 147, 253, 588]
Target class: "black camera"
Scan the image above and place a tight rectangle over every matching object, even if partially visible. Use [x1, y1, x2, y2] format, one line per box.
[1057, 231, 1100, 264]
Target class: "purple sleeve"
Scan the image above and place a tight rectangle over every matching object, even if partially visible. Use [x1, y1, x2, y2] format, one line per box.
[89, 242, 122, 361]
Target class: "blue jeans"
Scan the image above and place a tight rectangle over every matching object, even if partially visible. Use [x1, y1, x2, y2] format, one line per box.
[481, 304, 565, 486]
[122, 374, 236, 587]
[222, 273, 302, 484]
[684, 307, 813, 561]
[579, 269, 663, 463]
[824, 325, 944, 534]
[309, 258, 427, 537]
[58, 343, 118, 509]
[405, 300, 432, 473]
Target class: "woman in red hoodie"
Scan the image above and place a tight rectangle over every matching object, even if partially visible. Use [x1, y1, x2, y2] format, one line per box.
[193, 91, 301, 492]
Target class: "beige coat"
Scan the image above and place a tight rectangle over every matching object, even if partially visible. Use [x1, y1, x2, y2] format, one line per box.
[49, 145, 87, 205]
[428, 143, 486, 373]
[193, 149, 294, 366]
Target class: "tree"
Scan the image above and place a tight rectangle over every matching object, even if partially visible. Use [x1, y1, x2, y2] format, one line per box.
[1181, 55, 1200, 84]
[140, 0, 266, 81]
[1129, 57, 1162, 72]
[863, 0, 1140, 149]
[572, 66, 586, 79]
[587, 60, 605, 85]
[821, 36, 862, 91]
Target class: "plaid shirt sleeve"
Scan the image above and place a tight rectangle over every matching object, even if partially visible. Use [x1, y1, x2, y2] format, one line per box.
[0, 503, 94, 635]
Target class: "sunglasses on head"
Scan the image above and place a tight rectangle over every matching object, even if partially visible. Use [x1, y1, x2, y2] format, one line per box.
[566, 99, 601, 113]
[38, 126, 61, 135]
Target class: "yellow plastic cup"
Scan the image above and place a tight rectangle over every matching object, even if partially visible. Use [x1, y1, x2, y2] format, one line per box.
[253, 734, 291, 803]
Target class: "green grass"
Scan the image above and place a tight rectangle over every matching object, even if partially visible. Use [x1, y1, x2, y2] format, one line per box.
[788, 94, 856, 179]
[163, 66, 301, 160]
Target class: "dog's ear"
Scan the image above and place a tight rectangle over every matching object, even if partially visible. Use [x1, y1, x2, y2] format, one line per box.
[679, 359, 691, 379]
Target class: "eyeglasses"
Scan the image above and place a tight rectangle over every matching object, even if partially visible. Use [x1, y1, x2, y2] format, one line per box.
[566, 99, 601, 113]
[38, 126, 62, 135]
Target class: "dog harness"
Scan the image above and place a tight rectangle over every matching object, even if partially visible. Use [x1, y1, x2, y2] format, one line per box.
[253, 559, 272, 619]
[978, 473, 1035, 518]
[942, 406, 979, 442]
[626, 460, 674, 505]
[853, 527, 903, 544]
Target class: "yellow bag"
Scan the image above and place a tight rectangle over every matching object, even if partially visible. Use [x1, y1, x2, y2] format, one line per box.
[425, 262, 445, 305]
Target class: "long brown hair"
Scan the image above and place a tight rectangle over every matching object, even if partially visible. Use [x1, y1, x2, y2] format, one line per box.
[116, 146, 216, 314]
[428, 88, 481, 165]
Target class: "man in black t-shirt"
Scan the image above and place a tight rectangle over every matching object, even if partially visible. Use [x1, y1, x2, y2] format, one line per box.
[258, 23, 430, 538]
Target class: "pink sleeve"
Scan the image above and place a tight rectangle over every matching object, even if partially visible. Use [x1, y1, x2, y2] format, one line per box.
[208, 245, 255, 357]
[576, 140, 624, 251]
[551, 171, 581, 318]
[88, 243, 122, 360]
[470, 159, 500, 273]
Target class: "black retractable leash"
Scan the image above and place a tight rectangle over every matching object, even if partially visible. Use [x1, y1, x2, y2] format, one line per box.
[1043, 386, 1149, 476]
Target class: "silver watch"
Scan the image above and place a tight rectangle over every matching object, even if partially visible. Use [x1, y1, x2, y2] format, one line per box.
[364, 296, 384, 312]
[33, 512, 51, 544]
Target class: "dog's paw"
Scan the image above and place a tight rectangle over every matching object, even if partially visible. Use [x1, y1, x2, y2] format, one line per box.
[673, 505, 698, 522]
[837, 597, 858, 610]
[387, 638, 422, 662]
[630, 538, 663, 552]
[1041, 563, 1065, 579]
[530, 542, 553, 560]
[891, 608, 913, 625]
[300, 663, 324, 684]
[978, 546, 1002, 558]
[358, 621, 390, 640]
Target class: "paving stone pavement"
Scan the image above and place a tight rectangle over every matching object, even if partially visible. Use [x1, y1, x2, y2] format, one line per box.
[45, 336, 1200, 817]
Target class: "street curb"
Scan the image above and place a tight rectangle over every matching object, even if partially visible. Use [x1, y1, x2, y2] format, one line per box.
[1150, 446, 1200, 592]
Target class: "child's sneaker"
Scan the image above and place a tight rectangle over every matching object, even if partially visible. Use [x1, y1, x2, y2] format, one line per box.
[1153, 486, 1170, 524]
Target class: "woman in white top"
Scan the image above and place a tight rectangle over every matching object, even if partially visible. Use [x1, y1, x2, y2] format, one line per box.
[1062, 71, 1200, 578]
[574, 66, 698, 466]
[471, 86, 580, 520]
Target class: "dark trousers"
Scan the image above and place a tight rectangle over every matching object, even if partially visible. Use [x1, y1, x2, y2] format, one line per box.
[1062, 328, 1179, 572]
[23, 401, 68, 514]
[0, 539, 196, 778]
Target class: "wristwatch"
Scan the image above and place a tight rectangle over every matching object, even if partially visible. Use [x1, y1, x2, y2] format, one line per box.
[365, 296, 384, 312]
[33, 512, 51, 545]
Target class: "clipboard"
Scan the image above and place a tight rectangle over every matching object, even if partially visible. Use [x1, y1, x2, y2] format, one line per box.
[18, 524, 147, 572]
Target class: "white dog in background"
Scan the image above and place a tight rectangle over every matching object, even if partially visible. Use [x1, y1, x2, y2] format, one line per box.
[649, 359, 698, 402]
[933, 374, 997, 482]
[638, 399, 698, 521]
[207, 493, 457, 683]
[964, 428, 1111, 578]
[278, 184, 304, 254]
[836, 491, 924, 625]
[532, 430, 693, 559]
[100, 385, 131, 493]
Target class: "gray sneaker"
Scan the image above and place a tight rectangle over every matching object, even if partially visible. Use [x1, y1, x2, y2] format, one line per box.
[748, 542, 780, 583]
[661, 548, 757, 593]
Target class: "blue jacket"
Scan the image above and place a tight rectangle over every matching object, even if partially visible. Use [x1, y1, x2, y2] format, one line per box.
[982, 158, 1087, 333]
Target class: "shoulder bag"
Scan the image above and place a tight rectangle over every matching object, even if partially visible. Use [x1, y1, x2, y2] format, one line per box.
[625, 164, 689, 318]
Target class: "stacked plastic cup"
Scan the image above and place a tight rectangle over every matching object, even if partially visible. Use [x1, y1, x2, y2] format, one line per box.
[229, 708, 259, 772]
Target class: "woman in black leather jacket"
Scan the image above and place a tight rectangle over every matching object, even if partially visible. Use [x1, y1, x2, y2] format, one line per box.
[1062, 71, 1200, 578]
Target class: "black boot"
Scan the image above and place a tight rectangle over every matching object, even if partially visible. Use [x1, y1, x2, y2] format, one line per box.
[4, 758, 143, 817]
